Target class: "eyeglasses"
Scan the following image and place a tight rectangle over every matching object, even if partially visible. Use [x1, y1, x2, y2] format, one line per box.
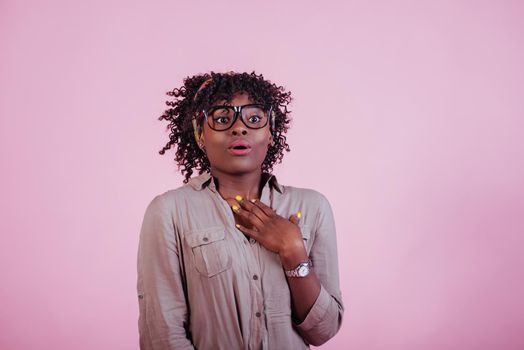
[200, 103, 274, 131]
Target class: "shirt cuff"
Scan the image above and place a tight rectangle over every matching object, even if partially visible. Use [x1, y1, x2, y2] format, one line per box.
[293, 284, 331, 332]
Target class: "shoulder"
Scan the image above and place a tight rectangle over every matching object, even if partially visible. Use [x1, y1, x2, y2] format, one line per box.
[278, 184, 333, 229]
[143, 183, 196, 213]
[139, 184, 199, 240]
[281, 184, 331, 206]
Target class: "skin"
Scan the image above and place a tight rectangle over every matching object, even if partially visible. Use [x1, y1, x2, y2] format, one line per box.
[199, 91, 272, 202]
[198, 91, 321, 322]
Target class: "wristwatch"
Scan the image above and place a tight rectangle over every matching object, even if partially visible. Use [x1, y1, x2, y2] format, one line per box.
[284, 259, 313, 278]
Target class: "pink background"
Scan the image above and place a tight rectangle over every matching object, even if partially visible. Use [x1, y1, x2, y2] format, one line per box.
[1, 0, 523, 349]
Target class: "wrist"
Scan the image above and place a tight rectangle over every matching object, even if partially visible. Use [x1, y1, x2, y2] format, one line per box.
[279, 240, 308, 270]
[284, 258, 313, 278]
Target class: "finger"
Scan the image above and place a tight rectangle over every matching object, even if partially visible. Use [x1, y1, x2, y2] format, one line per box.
[289, 211, 301, 225]
[235, 223, 260, 241]
[235, 196, 269, 224]
[231, 203, 265, 229]
[249, 198, 276, 218]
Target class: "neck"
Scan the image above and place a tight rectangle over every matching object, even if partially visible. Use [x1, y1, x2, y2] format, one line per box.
[210, 168, 264, 201]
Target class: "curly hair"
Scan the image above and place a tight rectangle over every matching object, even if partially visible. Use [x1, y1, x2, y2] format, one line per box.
[158, 71, 293, 184]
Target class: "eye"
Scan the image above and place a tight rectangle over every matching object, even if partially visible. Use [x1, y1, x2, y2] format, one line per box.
[214, 116, 230, 124]
[209, 106, 233, 125]
[248, 115, 262, 123]
[243, 106, 266, 124]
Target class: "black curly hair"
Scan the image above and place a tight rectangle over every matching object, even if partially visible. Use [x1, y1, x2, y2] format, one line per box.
[158, 71, 293, 184]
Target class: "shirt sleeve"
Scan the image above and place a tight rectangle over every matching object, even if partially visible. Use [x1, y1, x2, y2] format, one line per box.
[293, 193, 344, 346]
[137, 194, 195, 350]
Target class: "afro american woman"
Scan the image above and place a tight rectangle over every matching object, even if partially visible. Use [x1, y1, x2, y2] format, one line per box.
[137, 71, 344, 349]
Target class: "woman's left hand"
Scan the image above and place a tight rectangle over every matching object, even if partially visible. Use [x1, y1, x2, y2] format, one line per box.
[230, 197, 304, 258]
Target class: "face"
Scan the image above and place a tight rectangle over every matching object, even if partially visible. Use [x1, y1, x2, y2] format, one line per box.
[199, 92, 273, 176]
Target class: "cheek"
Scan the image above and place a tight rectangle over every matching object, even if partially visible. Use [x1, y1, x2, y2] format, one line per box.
[254, 129, 272, 143]
[201, 126, 223, 146]
[253, 133, 272, 156]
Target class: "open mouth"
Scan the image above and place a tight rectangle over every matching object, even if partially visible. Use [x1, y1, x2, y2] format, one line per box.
[228, 139, 252, 156]
[228, 145, 252, 156]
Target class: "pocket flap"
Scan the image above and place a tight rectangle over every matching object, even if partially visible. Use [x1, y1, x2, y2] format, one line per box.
[186, 227, 226, 248]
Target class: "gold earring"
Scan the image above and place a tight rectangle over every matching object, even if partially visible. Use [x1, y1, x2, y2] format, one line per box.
[197, 138, 206, 150]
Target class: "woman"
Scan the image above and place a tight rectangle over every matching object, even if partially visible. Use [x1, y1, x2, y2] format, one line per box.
[137, 71, 344, 349]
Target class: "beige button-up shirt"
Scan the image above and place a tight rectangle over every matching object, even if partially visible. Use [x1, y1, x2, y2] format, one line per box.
[137, 172, 344, 349]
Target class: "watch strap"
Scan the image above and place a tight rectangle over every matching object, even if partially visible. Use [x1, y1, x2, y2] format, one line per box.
[284, 259, 313, 278]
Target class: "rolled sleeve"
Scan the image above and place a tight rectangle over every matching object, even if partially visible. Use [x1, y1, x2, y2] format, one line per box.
[137, 194, 195, 350]
[293, 193, 344, 346]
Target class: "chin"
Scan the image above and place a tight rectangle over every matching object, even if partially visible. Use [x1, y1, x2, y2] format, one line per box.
[215, 163, 264, 175]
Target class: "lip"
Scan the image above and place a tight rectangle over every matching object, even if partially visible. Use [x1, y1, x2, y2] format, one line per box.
[228, 148, 252, 156]
[227, 140, 252, 156]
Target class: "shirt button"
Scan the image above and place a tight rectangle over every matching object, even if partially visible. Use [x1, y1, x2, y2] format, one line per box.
[138, 294, 144, 299]
[203, 237, 208, 242]
[252, 274, 258, 280]
[249, 238, 256, 244]
[255, 312, 262, 318]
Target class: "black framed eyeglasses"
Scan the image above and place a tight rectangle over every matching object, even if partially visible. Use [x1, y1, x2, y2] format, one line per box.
[201, 103, 274, 131]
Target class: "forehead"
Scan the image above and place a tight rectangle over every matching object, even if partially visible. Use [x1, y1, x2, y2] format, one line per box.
[212, 91, 254, 106]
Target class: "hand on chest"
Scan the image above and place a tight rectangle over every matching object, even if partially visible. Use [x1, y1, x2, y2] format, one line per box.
[224, 198, 254, 229]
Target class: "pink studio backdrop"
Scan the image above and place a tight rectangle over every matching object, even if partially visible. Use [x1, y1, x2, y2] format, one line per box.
[1, 1, 523, 349]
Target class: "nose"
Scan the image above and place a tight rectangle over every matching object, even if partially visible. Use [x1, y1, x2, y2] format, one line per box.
[230, 112, 248, 136]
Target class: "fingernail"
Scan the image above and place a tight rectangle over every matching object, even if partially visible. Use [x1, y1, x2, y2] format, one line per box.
[250, 199, 257, 203]
[297, 211, 302, 219]
[232, 205, 239, 211]
[235, 195, 242, 201]
[235, 224, 241, 229]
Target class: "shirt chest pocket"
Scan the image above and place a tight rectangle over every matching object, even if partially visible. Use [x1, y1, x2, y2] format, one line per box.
[186, 228, 232, 278]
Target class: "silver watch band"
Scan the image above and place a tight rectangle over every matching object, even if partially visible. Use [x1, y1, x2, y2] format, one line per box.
[284, 259, 313, 278]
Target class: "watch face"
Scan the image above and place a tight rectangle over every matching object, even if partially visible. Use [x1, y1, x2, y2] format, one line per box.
[298, 265, 309, 277]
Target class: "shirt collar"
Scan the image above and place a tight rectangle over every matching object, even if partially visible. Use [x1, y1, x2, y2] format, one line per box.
[188, 171, 283, 194]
